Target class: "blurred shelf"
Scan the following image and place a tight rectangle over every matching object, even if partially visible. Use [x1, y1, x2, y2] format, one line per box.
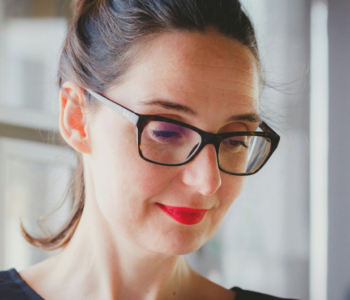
[0, 18, 67, 133]
[0, 106, 58, 131]
[3, 0, 73, 20]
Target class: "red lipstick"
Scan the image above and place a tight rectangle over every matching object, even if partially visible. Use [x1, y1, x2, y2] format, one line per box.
[156, 203, 208, 225]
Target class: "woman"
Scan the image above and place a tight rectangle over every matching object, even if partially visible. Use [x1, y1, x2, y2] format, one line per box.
[0, 0, 297, 299]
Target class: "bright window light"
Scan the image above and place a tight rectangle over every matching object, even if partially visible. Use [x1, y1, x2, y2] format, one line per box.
[310, 1, 329, 300]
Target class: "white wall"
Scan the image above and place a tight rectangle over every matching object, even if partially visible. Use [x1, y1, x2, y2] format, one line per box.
[328, 1, 350, 300]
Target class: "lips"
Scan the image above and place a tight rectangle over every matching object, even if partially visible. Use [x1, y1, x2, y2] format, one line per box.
[156, 203, 208, 225]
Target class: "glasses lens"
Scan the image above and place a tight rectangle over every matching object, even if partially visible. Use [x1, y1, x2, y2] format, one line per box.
[218, 135, 271, 174]
[140, 121, 201, 165]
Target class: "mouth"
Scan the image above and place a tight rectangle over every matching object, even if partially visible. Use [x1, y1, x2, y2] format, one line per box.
[156, 203, 208, 225]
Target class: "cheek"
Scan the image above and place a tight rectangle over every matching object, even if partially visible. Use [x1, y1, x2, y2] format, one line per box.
[89, 112, 177, 222]
[220, 174, 247, 204]
[208, 175, 247, 232]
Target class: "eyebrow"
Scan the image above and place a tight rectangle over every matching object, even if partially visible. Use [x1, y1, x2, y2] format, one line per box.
[226, 112, 262, 123]
[138, 98, 261, 123]
[138, 99, 196, 115]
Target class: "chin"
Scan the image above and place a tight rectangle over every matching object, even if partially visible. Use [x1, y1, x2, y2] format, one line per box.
[154, 227, 210, 256]
[161, 243, 202, 256]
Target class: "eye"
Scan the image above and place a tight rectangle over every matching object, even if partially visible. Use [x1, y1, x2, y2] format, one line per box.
[144, 121, 189, 145]
[227, 140, 248, 148]
[152, 130, 182, 140]
[221, 136, 249, 151]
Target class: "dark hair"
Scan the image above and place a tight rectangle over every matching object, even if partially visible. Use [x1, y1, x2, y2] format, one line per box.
[22, 0, 260, 250]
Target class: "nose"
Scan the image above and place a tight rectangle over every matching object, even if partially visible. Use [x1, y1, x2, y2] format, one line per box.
[181, 144, 221, 195]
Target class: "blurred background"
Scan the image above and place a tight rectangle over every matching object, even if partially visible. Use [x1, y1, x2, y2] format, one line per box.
[0, 1, 349, 300]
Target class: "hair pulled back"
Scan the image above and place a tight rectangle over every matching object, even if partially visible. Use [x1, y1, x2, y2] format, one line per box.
[22, 0, 260, 250]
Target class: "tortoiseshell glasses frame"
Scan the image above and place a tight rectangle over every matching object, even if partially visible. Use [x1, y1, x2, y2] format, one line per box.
[85, 89, 280, 176]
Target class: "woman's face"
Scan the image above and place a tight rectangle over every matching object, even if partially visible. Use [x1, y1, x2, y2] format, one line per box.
[86, 29, 260, 255]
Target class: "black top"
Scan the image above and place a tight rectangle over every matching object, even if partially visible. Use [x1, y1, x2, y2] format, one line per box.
[0, 269, 299, 300]
[0, 269, 44, 300]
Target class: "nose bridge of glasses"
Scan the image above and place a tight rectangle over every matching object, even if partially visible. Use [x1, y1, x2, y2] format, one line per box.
[200, 132, 222, 151]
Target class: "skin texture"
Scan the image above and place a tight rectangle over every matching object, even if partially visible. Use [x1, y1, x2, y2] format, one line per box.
[20, 28, 260, 300]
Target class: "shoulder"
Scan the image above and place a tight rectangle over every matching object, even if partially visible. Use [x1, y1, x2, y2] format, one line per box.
[0, 268, 43, 300]
[232, 287, 301, 300]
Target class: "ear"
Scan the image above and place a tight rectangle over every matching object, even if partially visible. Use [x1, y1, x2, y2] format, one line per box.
[59, 81, 91, 154]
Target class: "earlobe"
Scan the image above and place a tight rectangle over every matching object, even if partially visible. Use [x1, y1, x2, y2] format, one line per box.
[59, 81, 91, 154]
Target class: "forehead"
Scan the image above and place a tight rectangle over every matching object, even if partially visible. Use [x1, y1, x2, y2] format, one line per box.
[109, 29, 260, 125]
[133, 30, 258, 82]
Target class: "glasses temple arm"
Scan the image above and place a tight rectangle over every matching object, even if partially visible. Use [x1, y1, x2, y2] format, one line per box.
[85, 89, 139, 125]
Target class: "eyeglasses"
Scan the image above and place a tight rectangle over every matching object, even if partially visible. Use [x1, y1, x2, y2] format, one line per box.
[85, 89, 280, 176]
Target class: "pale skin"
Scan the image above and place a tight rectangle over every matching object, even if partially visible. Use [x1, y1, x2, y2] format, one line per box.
[20, 29, 260, 300]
